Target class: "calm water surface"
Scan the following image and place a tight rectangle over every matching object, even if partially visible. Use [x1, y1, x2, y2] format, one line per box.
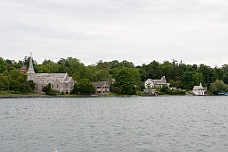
[0, 96, 228, 152]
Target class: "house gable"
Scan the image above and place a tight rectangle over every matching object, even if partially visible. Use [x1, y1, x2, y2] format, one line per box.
[144, 76, 170, 89]
[92, 81, 110, 95]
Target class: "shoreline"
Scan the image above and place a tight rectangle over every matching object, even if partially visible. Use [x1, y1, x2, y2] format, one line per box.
[0, 95, 94, 98]
[1, 94, 223, 98]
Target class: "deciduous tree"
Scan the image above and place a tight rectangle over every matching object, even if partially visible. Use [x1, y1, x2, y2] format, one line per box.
[111, 67, 140, 94]
[73, 79, 95, 94]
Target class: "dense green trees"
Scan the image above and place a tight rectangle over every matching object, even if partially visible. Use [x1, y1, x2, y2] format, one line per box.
[111, 67, 141, 94]
[210, 80, 228, 93]
[73, 79, 95, 94]
[0, 74, 8, 90]
[8, 69, 35, 93]
[0, 55, 228, 95]
[0, 57, 6, 73]
[0, 57, 35, 93]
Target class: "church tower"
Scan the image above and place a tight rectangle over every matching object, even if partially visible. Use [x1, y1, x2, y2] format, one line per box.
[27, 53, 35, 80]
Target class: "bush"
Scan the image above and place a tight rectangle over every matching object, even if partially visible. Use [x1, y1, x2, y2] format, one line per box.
[159, 86, 186, 95]
[41, 83, 59, 95]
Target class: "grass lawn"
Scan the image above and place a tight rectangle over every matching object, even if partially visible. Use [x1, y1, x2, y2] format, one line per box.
[0, 91, 79, 97]
[0, 91, 129, 97]
[0, 90, 46, 96]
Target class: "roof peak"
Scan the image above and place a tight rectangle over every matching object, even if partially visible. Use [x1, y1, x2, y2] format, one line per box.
[27, 53, 35, 78]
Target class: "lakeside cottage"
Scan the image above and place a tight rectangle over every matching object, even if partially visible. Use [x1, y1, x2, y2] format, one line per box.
[27, 54, 74, 94]
[192, 83, 207, 96]
[92, 81, 110, 95]
[143, 76, 170, 95]
[144, 76, 170, 89]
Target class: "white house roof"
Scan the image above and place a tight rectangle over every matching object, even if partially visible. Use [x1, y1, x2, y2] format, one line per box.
[193, 83, 205, 90]
[193, 86, 204, 89]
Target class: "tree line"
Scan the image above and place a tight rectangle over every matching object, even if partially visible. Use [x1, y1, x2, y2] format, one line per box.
[0, 56, 228, 94]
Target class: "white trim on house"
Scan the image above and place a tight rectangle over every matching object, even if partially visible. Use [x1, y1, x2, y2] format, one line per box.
[193, 83, 207, 96]
[144, 76, 170, 89]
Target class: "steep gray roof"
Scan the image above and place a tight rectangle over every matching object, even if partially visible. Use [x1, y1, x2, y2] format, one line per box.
[27, 53, 35, 74]
[92, 81, 107, 87]
[33, 73, 73, 83]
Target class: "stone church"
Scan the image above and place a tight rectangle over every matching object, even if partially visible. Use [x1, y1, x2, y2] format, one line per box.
[27, 54, 75, 94]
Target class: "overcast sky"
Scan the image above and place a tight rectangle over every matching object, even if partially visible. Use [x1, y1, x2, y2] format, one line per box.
[0, 0, 228, 67]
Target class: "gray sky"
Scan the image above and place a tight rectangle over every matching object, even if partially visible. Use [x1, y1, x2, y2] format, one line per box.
[0, 0, 228, 67]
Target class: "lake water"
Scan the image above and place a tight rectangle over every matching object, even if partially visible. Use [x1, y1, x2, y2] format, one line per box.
[0, 96, 228, 152]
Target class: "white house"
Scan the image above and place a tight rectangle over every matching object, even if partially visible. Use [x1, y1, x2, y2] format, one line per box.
[144, 76, 170, 89]
[27, 54, 75, 94]
[143, 76, 170, 95]
[193, 83, 207, 96]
